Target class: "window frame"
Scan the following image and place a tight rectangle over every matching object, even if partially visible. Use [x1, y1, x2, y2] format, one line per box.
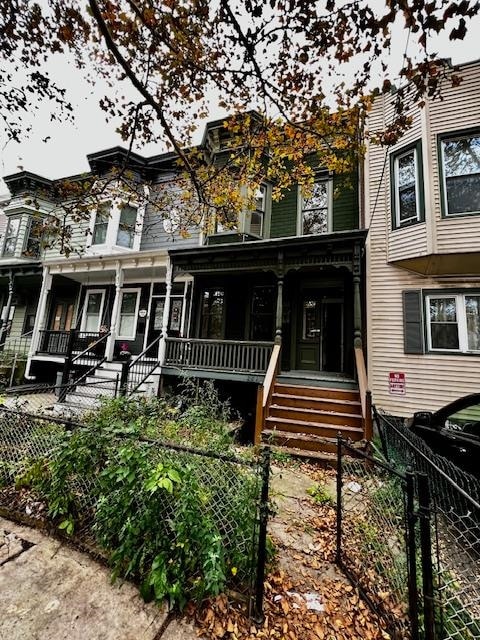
[116, 205, 137, 249]
[425, 292, 480, 354]
[390, 140, 425, 230]
[87, 199, 142, 253]
[116, 288, 141, 340]
[3, 216, 21, 257]
[81, 289, 106, 333]
[22, 216, 43, 258]
[439, 128, 480, 218]
[298, 176, 333, 236]
[199, 287, 225, 339]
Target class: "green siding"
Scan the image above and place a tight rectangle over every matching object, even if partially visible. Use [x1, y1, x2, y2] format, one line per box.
[270, 187, 298, 238]
[332, 173, 359, 232]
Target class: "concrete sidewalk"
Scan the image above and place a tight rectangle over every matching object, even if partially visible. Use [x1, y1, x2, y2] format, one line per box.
[0, 518, 198, 640]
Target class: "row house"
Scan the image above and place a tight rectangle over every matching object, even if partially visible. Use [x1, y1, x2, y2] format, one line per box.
[0, 116, 370, 457]
[365, 59, 480, 417]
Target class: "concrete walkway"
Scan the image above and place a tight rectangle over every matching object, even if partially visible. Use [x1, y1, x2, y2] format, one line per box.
[0, 518, 198, 640]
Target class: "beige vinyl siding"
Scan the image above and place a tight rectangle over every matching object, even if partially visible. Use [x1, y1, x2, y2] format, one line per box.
[388, 223, 428, 262]
[366, 63, 480, 417]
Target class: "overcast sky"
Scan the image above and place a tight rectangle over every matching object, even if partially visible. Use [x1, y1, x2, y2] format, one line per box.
[1, 14, 479, 196]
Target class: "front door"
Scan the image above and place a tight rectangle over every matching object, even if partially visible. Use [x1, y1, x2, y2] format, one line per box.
[145, 296, 184, 354]
[297, 293, 344, 372]
[51, 301, 75, 331]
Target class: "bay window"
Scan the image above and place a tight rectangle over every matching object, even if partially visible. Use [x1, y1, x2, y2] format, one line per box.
[89, 201, 141, 251]
[426, 293, 480, 353]
[250, 185, 266, 237]
[441, 130, 480, 216]
[92, 204, 110, 245]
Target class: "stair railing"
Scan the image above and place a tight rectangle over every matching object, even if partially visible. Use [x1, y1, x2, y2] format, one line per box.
[354, 345, 373, 442]
[59, 331, 111, 402]
[125, 335, 162, 396]
[254, 343, 281, 445]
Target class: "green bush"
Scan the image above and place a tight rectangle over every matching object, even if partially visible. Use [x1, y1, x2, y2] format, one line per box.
[17, 388, 260, 609]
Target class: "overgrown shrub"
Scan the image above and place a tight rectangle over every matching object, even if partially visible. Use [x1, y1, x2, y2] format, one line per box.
[13, 385, 260, 608]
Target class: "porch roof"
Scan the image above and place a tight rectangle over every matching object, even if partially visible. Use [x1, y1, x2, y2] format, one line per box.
[169, 229, 367, 275]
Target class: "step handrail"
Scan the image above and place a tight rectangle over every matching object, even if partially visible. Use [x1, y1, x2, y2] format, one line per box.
[354, 345, 373, 441]
[255, 343, 281, 445]
[127, 334, 162, 395]
[71, 330, 111, 365]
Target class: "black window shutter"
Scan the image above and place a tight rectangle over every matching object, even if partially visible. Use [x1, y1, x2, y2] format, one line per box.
[403, 290, 424, 354]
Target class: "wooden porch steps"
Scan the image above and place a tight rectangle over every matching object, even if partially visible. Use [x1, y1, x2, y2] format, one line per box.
[261, 382, 364, 455]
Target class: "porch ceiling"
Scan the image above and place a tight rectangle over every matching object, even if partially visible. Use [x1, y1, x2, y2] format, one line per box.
[45, 250, 169, 282]
[170, 230, 367, 275]
[390, 252, 480, 277]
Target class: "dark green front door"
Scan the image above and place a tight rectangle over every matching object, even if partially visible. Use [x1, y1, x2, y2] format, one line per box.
[296, 293, 343, 372]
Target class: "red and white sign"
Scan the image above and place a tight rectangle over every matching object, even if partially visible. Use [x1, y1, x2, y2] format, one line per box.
[389, 372, 406, 396]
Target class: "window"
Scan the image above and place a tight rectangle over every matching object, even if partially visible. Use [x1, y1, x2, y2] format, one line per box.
[392, 145, 422, 228]
[82, 290, 105, 332]
[426, 294, 480, 353]
[3, 217, 20, 256]
[200, 288, 224, 339]
[302, 180, 330, 235]
[117, 289, 140, 339]
[441, 131, 480, 216]
[250, 286, 275, 340]
[92, 204, 110, 245]
[23, 217, 42, 258]
[116, 205, 137, 248]
[250, 186, 266, 237]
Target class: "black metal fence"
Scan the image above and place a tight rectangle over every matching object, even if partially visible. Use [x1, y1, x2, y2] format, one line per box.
[0, 407, 270, 619]
[374, 410, 480, 640]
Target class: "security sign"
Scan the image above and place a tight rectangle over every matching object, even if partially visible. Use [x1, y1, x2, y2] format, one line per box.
[389, 372, 406, 396]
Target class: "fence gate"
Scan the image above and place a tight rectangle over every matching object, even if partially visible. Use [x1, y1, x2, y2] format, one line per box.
[336, 437, 426, 640]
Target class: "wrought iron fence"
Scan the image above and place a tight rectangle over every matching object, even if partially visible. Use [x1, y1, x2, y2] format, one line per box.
[0, 406, 270, 618]
[375, 410, 480, 640]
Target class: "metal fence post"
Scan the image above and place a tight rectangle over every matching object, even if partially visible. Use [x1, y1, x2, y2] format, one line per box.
[417, 472, 436, 640]
[253, 446, 271, 624]
[119, 356, 131, 396]
[336, 434, 343, 566]
[405, 470, 420, 640]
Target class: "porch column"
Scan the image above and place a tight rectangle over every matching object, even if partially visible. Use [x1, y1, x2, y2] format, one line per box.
[158, 258, 173, 364]
[105, 262, 123, 362]
[0, 270, 15, 349]
[275, 276, 283, 345]
[25, 267, 52, 379]
[353, 241, 362, 348]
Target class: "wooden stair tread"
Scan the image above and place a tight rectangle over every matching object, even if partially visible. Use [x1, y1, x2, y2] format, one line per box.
[270, 404, 362, 420]
[272, 392, 361, 406]
[265, 416, 362, 433]
[274, 383, 359, 395]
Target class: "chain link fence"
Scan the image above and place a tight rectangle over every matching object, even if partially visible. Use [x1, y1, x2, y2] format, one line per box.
[0, 406, 270, 618]
[336, 439, 417, 639]
[375, 409, 480, 640]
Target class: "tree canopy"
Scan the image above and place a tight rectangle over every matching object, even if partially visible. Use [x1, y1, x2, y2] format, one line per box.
[1, 0, 479, 244]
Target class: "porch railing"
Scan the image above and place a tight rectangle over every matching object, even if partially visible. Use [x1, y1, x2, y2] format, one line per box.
[37, 330, 108, 358]
[164, 338, 274, 373]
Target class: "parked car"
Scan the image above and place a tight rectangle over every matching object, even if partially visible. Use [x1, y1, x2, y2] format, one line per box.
[409, 394, 480, 476]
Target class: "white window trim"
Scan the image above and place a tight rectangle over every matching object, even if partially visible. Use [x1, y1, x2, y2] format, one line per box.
[86, 199, 144, 254]
[441, 133, 480, 217]
[3, 216, 21, 257]
[394, 147, 420, 229]
[116, 287, 141, 340]
[81, 289, 106, 333]
[426, 293, 480, 353]
[297, 178, 333, 236]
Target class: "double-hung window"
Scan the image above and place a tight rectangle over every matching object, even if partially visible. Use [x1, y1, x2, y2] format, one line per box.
[92, 204, 110, 245]
[24, 217, 42, 258]
[302, 179, 330, 235]
[3, 217, 20, 257]
[392, 145, 422, 228]
[426, 294, 480, 353]
[116, 205, 137, 248]
[250, 185, 266, 237]
[440, 131, 480, 216]
[117, 289, 141, 339]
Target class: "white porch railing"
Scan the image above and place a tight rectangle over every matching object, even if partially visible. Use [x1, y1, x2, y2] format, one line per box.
[164, 338, 274, 373]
